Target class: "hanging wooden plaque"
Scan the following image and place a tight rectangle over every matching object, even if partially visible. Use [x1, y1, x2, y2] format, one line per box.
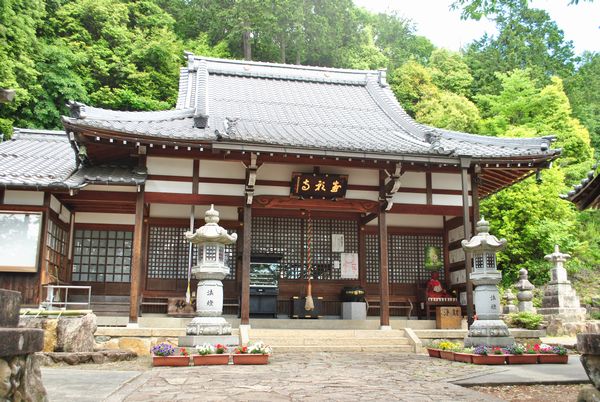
[290, 173, 348, 200]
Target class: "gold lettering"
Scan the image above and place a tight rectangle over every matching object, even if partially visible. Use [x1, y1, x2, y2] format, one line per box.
[301, 179, 311, 191]
[331, 180, 342, 193]
[315, 180, 326, 191]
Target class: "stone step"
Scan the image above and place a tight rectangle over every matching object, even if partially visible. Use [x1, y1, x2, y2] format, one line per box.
[271, 345, 414, 353]
[254, 337, 410, 346]
[249, 329, 406, 338]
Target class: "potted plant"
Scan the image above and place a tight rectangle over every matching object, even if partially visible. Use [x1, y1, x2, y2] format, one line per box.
[426, 340, 441, 358]
[453, 347, 474, 363]
[232, 341, 272, 365]
[505, 343, 538, 364]
[538, 345, 569, 364]
[151, 343, 190, 367]
[471, 345, 506, 365]
[438, 340, 459, 361]
[193, 343, 230, 366]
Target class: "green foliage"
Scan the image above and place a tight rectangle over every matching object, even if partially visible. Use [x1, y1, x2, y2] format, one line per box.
[463, 4, 576, 95]
[416, 90, 481, 133]
[590, 311, 600, 320]
[564, 52, 600, 156]
[505, 312, 543, 330]
[429, 49, 473, 96]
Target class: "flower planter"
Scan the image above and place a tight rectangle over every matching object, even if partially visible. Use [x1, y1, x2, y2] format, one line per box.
[427, 348, 441, 358]
[232, 354, 269, 365]
[538, 354, 569, 364]
[471, 354, 506, 365]
[152, 355, 190, 367]
[506, 354, 538, 364]
[453, 352, 473, 363]
[193, 354, 230, 366]
[439, 351, 455, 361]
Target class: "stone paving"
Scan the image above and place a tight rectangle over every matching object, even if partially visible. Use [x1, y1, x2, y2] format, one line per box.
[100, 353, 503, 402]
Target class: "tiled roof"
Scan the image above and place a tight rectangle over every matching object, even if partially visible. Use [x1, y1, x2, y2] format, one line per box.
[62, 54, 560, 160]
[0, 128, 76, 189]
[0, 128, 147, 188]
[562, 163, 600, 210]
[63, 165, 147, 187]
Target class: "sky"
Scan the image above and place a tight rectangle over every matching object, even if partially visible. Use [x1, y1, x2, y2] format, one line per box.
[353, 0, 600, 55]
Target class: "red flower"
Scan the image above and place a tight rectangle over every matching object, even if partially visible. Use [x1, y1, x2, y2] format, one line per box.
[533, 344, 540, 351]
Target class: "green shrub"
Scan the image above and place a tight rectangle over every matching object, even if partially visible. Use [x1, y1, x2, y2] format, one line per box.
[505, 312, 544, 330]
[590, 311, 600, 320]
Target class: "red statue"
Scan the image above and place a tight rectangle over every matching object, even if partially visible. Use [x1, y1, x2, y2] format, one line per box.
[426, 272, 451, 299]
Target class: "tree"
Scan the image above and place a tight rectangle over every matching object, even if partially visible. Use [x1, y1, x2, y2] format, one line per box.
[428, 49, 473, 96]
[368, 11, 434, 68]
[416, 91, 481, 133]
[390, 60, 437, 116]
[478, 70, 593, 181]
[451, 0, 593, 21]
[49, 0, 182, 110]
[564, 52, 600, 156]
[0, 0, 46, 136]
[463, 4, 576, 95]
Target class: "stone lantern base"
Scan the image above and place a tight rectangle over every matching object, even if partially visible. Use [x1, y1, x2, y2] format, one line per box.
[464, 320, 515, 348]
[185, 316, 232, 336]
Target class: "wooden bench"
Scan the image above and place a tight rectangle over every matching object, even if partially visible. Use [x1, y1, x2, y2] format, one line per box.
[365, 296, 414, 318]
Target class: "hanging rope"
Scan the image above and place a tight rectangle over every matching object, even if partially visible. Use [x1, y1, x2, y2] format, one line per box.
[305, 210, 314, 311]
[186, 205, 195, 304]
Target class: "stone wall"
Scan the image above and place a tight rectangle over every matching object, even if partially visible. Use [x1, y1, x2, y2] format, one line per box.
[94, 327, 184, 356]
[20, 313, 97, 353]
[0, 289, 47, 402]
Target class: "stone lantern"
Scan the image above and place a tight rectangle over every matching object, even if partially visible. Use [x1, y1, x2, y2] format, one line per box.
[184, 205, 237, 336]
[462, 217, 514, 347]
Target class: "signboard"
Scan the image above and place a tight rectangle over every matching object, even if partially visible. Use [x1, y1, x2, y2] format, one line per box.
[290, 173, 348, 199]
[340, 253, 359, 279]
[332, 234, 344, 252]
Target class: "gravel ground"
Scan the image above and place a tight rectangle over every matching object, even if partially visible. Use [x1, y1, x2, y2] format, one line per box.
[470, 384, 588, 401]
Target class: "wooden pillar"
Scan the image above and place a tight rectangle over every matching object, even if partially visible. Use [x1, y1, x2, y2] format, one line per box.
[442, 217, 451, 290]
[378, 209, 390, 327]
[129, 185, 145, 324]
[359, 225, 367, 288]
[240, 203, 251, 325]
[460, 158, 474, 327]
[471, 171, 481, 228]
[38, 193, 51, 304]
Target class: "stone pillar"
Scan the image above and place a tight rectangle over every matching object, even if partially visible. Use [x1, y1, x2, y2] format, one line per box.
[502, 289, 518, 315]
[462, 218, 514, 348]
[538, 245, 587, 324]
[577, 333, 600, 401]
[515, 268, 535, 313]
[0, 289, 47, 401]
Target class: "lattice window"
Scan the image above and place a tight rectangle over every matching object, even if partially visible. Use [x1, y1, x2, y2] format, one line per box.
[72, 229, 133, 282]
[365, 234, 379, 283]
[46, 219, 68, 282]
[251, 216, 358, 280]
[388, 234, 444, 283]
[147, 226, 238, 280]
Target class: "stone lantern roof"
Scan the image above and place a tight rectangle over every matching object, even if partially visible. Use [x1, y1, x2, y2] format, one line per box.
[461, 217, 507, 252]
[185, 204, 238, 245]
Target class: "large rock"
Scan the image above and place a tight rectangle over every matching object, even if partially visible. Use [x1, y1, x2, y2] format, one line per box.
[578, 333, 600, 391]
[19, 317, 59, 353]
[57, 314, 97, 352]
[0, 355, 48, 401]
[119, 337, 152, 356]
[0, 290, 21, 327]
[547, 319, 600, 337]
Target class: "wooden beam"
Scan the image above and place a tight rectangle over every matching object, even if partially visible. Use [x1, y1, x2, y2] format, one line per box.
[240, 204, 251, 325]
[378, 209, 390, 327]
[144, 192, 244, 206]
[472, 173, 481, 228]
[387, 203, 470, 216]
[460, 158, 474, 327]
[360, 212, 378, 226]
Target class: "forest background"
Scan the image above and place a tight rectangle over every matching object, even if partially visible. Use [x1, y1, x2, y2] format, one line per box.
[0, 0, 598, 301]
